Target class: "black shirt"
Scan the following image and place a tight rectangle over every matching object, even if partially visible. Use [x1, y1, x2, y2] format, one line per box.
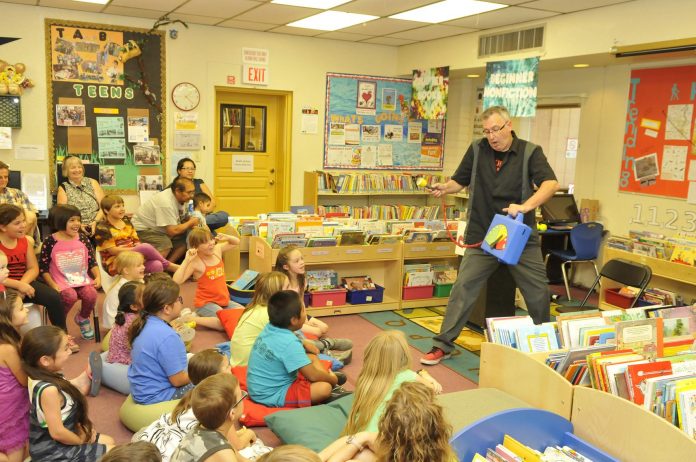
[451, 133, 557, 244]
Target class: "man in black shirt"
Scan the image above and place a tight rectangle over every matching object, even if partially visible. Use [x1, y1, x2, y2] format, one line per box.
[421, 106, 560, 365]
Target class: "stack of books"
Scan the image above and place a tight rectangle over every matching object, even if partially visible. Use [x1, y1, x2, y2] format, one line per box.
[403, 263, 433, 287]
[485, 316, 560, 353]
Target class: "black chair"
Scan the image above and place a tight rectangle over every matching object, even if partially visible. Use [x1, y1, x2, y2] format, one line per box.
[554, 258, 652, 314]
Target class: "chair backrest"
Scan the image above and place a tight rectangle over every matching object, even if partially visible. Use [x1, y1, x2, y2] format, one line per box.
[600, 258, 652, 289]
[95, 251, 118, 293]
[569, 222, 604, 260]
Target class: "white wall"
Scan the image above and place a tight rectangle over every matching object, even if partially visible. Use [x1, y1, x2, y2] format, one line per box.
[0, 2, 398, 207]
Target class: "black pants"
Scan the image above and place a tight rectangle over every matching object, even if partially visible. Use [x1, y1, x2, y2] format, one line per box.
[25, 280, 66, 330]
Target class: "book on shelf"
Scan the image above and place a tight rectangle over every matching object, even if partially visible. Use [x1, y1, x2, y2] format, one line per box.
[676, 378, 696, 435]
[306, 236, 337, 247]
[265, 221, 296, 243]
[515, 323, 559, 353]
[271, 233, 307, 249]
[295, 220, 324, 237]
[433, 266, 457, 285]
[615, 318, 664, 359]
[306, 270, 339, 291]
[403, 228, 434, 243]
[230, 269, 259, 291]
[341, 275, 376, 291]
[403, 263, 433, 287]
[625, 360, 673, 405]
[338, 230, 366, 246]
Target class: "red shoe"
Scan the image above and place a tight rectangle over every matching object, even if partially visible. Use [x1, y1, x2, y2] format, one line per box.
[420, 347, 451, 365]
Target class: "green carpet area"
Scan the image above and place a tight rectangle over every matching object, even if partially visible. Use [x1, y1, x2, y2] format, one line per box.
[359, 310, 482, 383]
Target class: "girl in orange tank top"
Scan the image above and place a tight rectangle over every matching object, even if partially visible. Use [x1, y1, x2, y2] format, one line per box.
[173, 229, 241, 331]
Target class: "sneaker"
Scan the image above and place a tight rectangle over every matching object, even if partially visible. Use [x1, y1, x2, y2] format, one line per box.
[320, 337, 353, 352]
[74, 315, 95, 340]
[334, 371, 347, 386]
[331, 349, 353, 365]
[420, 347, 451, 365]
[67, 335, 80, 353]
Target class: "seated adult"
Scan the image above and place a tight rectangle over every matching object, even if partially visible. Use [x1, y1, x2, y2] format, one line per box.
[170, 158, 229, 231]
[0, 160, 38, 239]
[319, 381, 454, 462]
[132, 177, 199, 263]
[56, 155, 105, 236]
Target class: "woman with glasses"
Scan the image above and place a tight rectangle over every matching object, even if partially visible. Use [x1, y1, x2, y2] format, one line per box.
[127, 277, 192, 405]
[171, 158, 229, 232]
[57, 155, 105, 236]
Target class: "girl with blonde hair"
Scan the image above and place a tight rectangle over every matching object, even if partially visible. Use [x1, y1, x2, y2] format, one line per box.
[102, 251, 145, 328]
[343, 330, 442, 435]
[230, 271, 289, 367]
[320, 381, 454, 462]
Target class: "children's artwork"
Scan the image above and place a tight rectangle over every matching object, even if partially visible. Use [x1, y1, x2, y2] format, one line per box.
[96, 116, 125, 137]
[137, 174, 163, 191]
[356, 80, 376, 115]
[98, 138, 126, 159]
[325, 73, 444, 170]
[410, 67, 449, 120]
[0, 127, 11, 149]
[134, 144, 160, 165]
[620, 65, 696, 198]
[99, 166, 116, 186]
[127, 115, 149, 142]
[56, 104, 86, 126]
[173, 130, 201, 150]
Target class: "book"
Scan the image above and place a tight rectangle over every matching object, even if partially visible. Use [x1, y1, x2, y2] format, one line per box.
[342, 275, 376, 291]
[515, 323, 559, 353]
[403, 228, 434, 243]
[625, 360, 673, 404]
[306, 236, 337, 247]
[230, 269, 259, 290]
[306, 270, 339, 291]
[615, 318, 664, 359]
[271, 233, 307, 249]
[338, 230, 366, 246]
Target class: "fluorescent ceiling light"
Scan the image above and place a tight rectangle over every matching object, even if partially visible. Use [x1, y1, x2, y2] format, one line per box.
[390, 0, 507, 23]
[467, 74, 480, 78]
[288, 11, 378, 31]
[272, 0, 351, 8]
[73, 0, 109, 4]
[573, 64, 590, 68]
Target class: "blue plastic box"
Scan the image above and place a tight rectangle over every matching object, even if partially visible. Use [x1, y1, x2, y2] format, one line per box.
[481, 213, 531, 265]
[346, 285, 384, 304]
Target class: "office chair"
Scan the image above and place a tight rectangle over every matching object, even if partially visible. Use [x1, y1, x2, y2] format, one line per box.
[544, 222, 604, 300]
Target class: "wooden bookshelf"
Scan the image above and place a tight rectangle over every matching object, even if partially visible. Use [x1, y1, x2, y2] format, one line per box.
[600, 246, 696, 309]
[248, 236, 402, 316]
[401, 241, 459, 309]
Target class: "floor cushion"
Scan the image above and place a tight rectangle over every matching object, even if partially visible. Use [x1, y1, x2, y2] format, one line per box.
[217, 307, 245, 338]
[119, 394, 179, 432]
[265, 394, 354, 452]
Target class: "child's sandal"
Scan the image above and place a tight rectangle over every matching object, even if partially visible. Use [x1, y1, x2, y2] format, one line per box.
[87, 351, 102, 397]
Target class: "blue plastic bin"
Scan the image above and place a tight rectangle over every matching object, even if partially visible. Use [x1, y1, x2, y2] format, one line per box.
[346, 285, 384, 304]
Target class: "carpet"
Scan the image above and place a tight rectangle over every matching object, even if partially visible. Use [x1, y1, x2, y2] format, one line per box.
[359, 310, 481, 383]
[394, 307, 485, 353]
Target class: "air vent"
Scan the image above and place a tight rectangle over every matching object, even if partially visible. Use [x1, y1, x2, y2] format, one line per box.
[478, 26, 544, 58]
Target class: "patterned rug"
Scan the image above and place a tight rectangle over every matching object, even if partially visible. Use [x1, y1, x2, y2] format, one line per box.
[359, 309, 482, 383]
[393, 306, 486, 353]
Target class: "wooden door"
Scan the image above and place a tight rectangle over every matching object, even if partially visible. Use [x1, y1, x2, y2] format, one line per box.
[214, 88, 291, 216]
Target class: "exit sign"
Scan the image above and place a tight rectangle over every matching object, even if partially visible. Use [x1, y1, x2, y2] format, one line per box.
[242, 64, 269, 85]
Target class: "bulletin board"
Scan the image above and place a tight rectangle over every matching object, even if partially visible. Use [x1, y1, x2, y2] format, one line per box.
[45, 19, 166, 193]
[324, 72, 445, 170]
[619, 65, 696, 199]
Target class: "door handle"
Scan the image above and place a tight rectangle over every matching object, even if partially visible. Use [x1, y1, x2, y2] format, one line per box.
[269, 179, 275, 185]
[270, 168, 275, 174]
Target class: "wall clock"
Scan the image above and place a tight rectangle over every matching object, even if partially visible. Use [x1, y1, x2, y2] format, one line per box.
[171, 82, 200, 111]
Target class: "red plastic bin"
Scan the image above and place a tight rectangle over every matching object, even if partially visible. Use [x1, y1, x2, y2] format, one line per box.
[604, 288, 636, 308]
[309, 288, 347, 307]
[403, 285, 434, 300]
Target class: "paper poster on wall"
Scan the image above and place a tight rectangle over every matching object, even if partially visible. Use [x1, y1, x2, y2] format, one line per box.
[99, 166, 116, 186]
[14, 144, 45, 160]
[0, 127, 11, 149]
[98, 138, 126, 160]
[324, 73, 444, 170]
[127, 109, 149, 142]
[232, 155, 254, 172]
[300, 107, 318, 134]
[56, 104, 86, 126]
[411, 66, 449, 120]
[137, 174, 163, 191]
[484, 57, 539, 117]
[174, 130, 201, 150]
[174, 112, 198, 130]
[361, 145, 377, 168]
[620, 65, 696, 199]
[134, 144, 160, 165]
[96, 117, 124, 137]
[22, 173, 48, 211]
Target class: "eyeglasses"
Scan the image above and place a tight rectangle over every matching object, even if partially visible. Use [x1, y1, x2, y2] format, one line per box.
[233, 390, 248, 408]
[176, 296, 183, 304]
[482, 121, 509, 136]
[180, 167, 196, 171]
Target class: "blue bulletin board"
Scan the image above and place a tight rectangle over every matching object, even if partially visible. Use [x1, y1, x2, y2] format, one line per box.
[324, 72, 445, 170]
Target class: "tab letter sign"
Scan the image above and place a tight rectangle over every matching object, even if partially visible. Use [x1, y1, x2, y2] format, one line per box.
[242, 64, 269, 85]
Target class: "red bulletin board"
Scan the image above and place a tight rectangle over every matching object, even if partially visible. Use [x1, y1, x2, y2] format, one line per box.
[619, 65, 696, 199]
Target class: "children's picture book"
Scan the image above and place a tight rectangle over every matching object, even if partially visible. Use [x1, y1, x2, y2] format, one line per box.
[306, 270, 339, 291]
[230, 269, 259, 290]
[266, 220, 296, 243]
[307, 236, 338, 247]
[625, 360, 673, 405]
[339, 230, 366, 246]
[271, 233, 307, 249]
[403, 228, 434, 243]
[515, 323, 559, 353]
[615, 318, 664, 359]
[342, 275, 376, 291]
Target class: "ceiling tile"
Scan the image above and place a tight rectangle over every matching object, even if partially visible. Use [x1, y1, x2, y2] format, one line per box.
[102, 5, 169, 19]
[268, 25, 323, 37]
[173, 0, 261, 18]
[39, 0, 104, 12]
[315, 31, 373, 42]
[110, 0, 187, 11]
[216, 18, 276, 31]
[167, 12, 222, 25]
[388, 24, 474, 41]
[233, 3, 321, 24]
[341, 17, 428, 36]
[522, 0, 633, 14]
[336, 0, 439, 17]
[444, 6, 558, 29]
[362, 36, 417, 46]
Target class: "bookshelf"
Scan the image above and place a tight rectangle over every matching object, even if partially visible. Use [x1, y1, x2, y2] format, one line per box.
[401, 241, 459, 309]
[600, 246, 696, 309]
[248, 236, 402, 316]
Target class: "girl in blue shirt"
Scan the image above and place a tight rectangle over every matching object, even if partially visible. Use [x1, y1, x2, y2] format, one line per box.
[128, 277, 192, 404]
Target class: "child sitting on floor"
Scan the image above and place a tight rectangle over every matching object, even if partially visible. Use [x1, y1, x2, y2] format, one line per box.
[39, 204, 101, 340]
[173, 228, 241, 331]
[102, 251, 145, 328]
[95, 194, 178, 276]
[230, 271, 289, 367]
[134, 349, 262, 462]
[170, 373, 244, 462]
[247, 290, 342, 408]
[101, 281, 143, 395]
[190, 192, 212, 232]
[100, 441, 162, 462]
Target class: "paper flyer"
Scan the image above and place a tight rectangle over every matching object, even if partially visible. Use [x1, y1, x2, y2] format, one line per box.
[384, 125, 403, 142]
[328, 123, 346, 145]
[96, 116, 125, 138]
